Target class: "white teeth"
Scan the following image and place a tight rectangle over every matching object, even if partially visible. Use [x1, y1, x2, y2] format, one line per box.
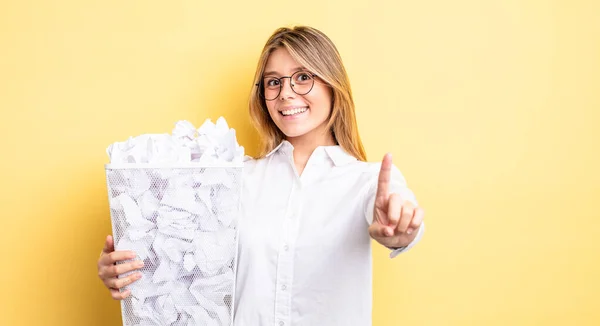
[281, 107, 308, 116]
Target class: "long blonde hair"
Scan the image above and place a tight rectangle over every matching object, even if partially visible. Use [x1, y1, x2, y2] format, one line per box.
[248, 26, 367, 161]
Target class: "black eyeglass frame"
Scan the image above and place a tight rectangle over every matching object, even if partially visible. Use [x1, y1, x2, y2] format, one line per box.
[255, 71, 319, 101]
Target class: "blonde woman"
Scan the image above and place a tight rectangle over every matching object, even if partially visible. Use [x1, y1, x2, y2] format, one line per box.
[97, 26, 425, 325]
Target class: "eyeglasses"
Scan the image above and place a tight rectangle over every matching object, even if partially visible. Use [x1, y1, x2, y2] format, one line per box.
[255, 70, 318, 101]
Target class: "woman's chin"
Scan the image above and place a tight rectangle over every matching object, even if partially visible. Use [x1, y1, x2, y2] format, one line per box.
[281, 129, 309, 139]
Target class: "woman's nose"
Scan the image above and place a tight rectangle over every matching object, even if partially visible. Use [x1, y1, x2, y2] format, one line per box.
[279, 78, 295, 99]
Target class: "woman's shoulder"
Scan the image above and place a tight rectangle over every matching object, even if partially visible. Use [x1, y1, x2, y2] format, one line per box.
[349, 159, 384, 173]
[242, 155, 267, 170]
[349, 159, 407, 182]
[242, 155, 257, 167]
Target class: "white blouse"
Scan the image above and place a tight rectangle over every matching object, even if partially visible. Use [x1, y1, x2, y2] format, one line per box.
[233, 140, 424, 326]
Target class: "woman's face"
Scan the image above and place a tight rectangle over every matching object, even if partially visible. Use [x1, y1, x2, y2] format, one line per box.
[263, 47, 333, 144]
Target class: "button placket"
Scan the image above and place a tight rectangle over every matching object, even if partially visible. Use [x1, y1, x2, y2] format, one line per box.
[274, 179, 297, 325]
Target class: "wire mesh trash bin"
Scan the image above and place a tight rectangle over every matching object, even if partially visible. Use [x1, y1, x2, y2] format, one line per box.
[105, 163, 242, 326]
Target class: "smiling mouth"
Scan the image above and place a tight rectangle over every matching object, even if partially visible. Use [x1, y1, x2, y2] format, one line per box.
[280, 107, 308, 116]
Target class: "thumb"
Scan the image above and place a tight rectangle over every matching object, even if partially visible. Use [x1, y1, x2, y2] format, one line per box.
[102, 235, 115, 254]
[369, 221, 394, 239]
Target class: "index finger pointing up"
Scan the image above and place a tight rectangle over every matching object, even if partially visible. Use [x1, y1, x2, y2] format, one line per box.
[376, 153, 393, 199]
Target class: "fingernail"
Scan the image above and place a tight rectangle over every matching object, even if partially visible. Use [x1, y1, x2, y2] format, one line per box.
[136, 272, 143, 279]
[406, 228, 413, 235]
[137, 260, 144, 268]
[386, 227, 394, 237]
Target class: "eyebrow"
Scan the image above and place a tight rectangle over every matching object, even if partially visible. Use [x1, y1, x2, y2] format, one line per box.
[263, 67, 306, 77]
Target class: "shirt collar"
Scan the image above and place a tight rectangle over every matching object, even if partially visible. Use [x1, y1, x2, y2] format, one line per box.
[324, 146, 358, 166]
[266, 140, 357, 166]
[265, 141, 290, 157]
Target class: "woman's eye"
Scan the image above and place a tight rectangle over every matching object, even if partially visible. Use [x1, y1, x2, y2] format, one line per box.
[297, 73, 310, 81]
[266, 79, 280, 87]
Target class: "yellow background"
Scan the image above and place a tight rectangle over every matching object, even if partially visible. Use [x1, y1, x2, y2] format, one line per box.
[1, 0, 598, 325]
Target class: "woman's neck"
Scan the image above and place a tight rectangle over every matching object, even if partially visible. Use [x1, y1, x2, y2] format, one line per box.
[286, 129, 336, 175]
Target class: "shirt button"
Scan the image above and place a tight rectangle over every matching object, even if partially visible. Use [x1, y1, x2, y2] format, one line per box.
[282, 284, 287, 291]
[284, 244, 289, 251]
[279, 321, 284, 326]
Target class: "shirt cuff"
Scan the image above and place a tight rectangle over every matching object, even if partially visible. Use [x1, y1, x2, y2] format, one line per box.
[389, 222, 425, 258]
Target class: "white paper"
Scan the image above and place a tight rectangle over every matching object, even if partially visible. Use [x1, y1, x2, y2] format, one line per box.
[106, 118, 244, 164]
[193, 229, 236, 277]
